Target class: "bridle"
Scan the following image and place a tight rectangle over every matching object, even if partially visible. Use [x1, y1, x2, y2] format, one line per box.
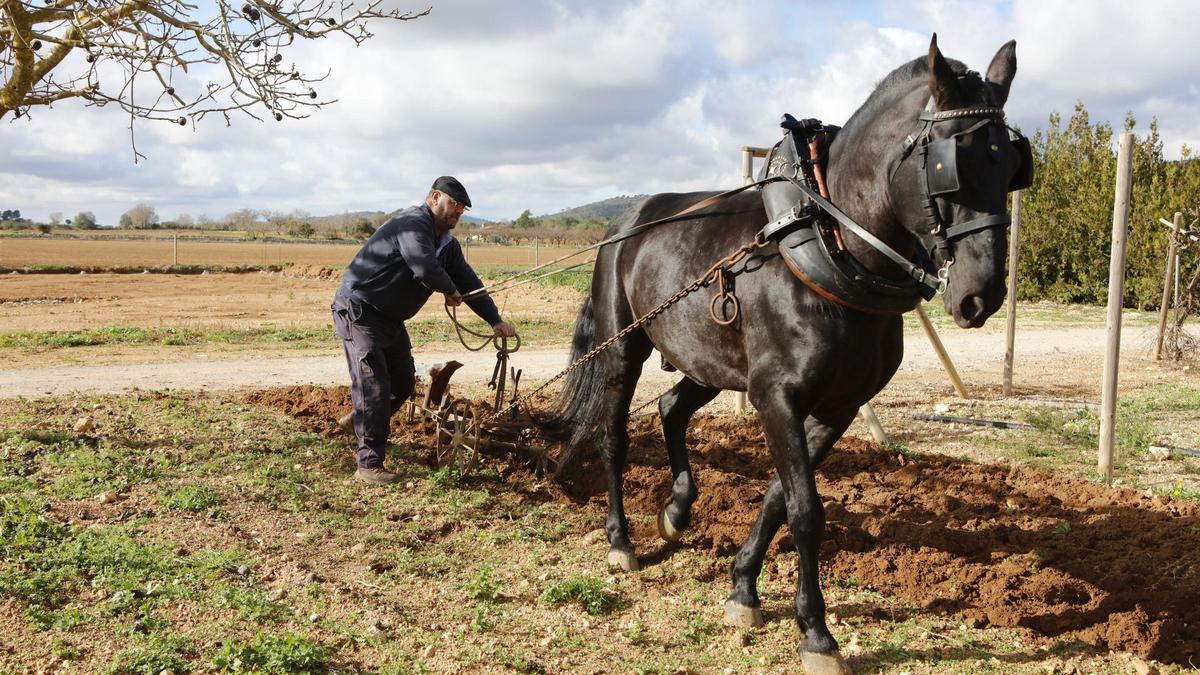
[891, 101, 1033, 285]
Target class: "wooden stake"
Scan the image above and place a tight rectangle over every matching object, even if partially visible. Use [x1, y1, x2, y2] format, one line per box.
[915, 304, 969, 399]
[172, 234, 178, 266]
[1099, 132, 1135, 481]
[858, 403, 889, 445]
[1155, 212, 1181, 360]
[1003, 191, 1022, 395]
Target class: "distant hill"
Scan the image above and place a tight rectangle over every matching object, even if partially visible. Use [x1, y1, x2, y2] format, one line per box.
[539, 195, 648, 222]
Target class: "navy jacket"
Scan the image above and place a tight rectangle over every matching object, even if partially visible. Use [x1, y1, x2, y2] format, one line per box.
[336, 204, 501, 326]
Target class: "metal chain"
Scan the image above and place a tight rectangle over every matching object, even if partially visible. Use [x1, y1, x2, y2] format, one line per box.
[480, 235, 769, 425]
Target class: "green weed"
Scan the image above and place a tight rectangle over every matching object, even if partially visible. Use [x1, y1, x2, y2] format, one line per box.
[45, 444, 163, 499]
[212, 632, 330, 673]
[677, 615, 721, 645]
[540, 575, 622, 615]
[162, 484, 221, 512]
[463, 565, 503, 603]
[214, 584, 290, 623]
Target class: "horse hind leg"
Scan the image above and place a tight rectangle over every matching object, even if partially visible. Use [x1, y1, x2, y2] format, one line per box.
[598, 343, 652, 572]
[656, 377, 720, 543]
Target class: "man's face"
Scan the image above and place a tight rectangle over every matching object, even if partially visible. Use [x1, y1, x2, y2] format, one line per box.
[431, 190, 468, 234]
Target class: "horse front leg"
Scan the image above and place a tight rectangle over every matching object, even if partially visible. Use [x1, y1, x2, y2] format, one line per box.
[726, 415, 854, 630]
[657, 377, 721, 543]
[756, 392, 852, 674]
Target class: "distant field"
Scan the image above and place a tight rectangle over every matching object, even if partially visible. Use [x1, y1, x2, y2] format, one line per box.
[0, 237, 590, 269]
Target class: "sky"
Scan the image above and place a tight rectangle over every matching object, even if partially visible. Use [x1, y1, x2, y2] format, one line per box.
[2, 0, 1198, 226]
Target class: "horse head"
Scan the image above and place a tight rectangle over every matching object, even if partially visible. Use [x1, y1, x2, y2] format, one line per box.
[888, 36, 1027, 327]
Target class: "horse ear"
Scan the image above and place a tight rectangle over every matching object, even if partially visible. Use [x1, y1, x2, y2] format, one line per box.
[985, 40, 1018, 107]
[927, 34, 959, 110]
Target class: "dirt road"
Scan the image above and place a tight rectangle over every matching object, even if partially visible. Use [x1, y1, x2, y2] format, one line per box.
[0, 324, 1178, 399]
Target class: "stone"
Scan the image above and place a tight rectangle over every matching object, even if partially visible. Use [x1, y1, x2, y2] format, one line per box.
[73, 417, 94, 433]
[98, 491, 117, 504]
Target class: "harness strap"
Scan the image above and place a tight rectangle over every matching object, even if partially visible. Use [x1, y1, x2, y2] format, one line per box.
[943, 213, 1011, 239]
[777, 175, 941, 294]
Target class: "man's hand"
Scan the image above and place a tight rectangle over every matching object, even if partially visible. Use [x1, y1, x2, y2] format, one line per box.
[492, 321, 518, 338]
[444, 291, 464, 307]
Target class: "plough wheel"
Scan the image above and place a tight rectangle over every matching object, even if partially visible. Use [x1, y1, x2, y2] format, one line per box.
[434, 398, 479, 476]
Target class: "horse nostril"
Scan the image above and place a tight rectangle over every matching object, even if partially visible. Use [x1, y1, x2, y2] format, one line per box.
[959, 295, 987, 323]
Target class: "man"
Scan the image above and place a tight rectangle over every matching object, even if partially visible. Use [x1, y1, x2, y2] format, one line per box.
[332, 176, 518, 485]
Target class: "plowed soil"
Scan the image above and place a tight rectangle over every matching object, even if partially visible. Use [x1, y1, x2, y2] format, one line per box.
[246, 384, 1200, 666]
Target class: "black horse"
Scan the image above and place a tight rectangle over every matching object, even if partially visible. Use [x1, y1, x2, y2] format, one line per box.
[548, 36, 1026, 674]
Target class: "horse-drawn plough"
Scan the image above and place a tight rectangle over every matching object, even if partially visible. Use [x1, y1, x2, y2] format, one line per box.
[407, 338, 556, 477]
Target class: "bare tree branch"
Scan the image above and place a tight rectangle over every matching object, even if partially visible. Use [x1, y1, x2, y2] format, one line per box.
[1, 0, 429, 132]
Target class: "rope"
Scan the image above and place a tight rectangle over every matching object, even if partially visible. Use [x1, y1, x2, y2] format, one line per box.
[445, 304, 522, 354]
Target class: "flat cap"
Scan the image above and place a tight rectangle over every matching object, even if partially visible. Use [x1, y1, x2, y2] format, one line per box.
[431, 176, 471, 208]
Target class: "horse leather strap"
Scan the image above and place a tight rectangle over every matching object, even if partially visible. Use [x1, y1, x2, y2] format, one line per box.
[775, 175, 941, 294]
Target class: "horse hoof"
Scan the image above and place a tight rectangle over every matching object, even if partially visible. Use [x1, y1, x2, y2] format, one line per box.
[607, 548, 639, 572]
[656, 507, 684, 543]
[723, 599, 764, 628]
[800, 650, 853, 675]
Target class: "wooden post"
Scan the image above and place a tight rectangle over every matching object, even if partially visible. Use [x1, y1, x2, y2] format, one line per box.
[1003, 191, 1022, 396]
[732, 147, 759, 415]
[915, 305, 969, 399]
[1099, 132, 1134, 481]
[534, 237, 539, 266]
[858, 403, 889, 445]
[1155, 212, 1182, 360]
[172, 234, 178, 266]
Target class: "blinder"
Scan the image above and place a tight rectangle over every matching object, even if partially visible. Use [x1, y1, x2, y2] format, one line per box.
[920, 115, 1033, 198]
[925, 138, 960, 196]
[1009, 135, 1033, 192]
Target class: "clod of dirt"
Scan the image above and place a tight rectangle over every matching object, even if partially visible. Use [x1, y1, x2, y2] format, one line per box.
[73, 416, 93, 432]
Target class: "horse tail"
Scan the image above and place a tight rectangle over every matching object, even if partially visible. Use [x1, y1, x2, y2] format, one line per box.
[538, 295, 606, 476]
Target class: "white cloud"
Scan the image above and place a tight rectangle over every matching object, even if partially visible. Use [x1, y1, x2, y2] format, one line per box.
[2, 0, 1197, 226]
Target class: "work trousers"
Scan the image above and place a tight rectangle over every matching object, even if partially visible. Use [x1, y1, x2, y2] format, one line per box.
[331, 294, 416, 469]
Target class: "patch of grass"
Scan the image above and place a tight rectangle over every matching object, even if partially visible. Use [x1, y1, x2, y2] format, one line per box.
[0, 325, 333, 350]
[107, 635, 192, 675]
[463, 565, 504, 603]
[162, 484, 221, 512]
[1156, 478, 1200, 501]
[1022, 406, 1094, 443]
[45, 443, 164, 499]
[540, 575, 622, 615]
[677, 615, 721, 645]
[212, 632, 330, 674]
[214, 584, 291, 623]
